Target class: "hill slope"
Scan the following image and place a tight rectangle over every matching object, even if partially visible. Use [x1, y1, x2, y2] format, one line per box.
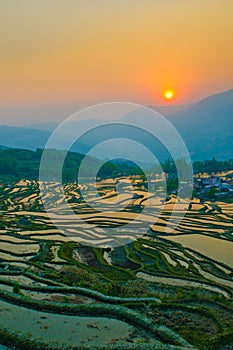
[0, 89, 232, 160]
[167, 89, 233, 160]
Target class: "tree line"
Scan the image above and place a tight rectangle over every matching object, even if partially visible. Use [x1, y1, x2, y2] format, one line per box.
[0, 148, 232, 183]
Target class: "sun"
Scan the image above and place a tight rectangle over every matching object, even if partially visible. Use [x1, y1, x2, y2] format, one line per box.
[163, 89, 175, 100]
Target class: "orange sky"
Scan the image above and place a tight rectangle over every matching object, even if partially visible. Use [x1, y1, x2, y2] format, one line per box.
[0, 0, 233, 119]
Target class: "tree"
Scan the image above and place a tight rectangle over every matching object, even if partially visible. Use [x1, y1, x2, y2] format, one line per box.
[13, 282, 21, 294]
[207, 187, 218, 200]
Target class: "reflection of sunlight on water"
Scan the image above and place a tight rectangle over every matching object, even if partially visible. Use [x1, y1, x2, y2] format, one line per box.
[164, 234, 233, 268]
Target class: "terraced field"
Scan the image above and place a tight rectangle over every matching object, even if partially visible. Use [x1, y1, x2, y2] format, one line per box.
[0, 178, 232, 349]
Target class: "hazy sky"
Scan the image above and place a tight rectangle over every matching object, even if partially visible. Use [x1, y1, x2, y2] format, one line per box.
[0, 0, 233, 124]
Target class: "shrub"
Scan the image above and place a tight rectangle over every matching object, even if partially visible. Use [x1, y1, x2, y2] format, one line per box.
[103, 280, 152, 298]
[60, 266, 100, 287]
[61, 296, 70, 303]
[13, 282, 22, 295]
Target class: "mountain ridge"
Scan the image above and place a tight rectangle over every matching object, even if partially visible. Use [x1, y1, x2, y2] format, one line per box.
[0, 88, 232, 161]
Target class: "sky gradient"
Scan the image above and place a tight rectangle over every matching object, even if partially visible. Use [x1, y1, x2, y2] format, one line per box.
[0, 0, 233, 124]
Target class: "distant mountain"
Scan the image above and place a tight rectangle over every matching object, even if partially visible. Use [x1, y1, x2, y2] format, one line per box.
[0, 88, 232, 161]
[167, 88, 233, 160]
[79, 89, 233, 161]
[149, 104, 193, 116]
[24, 122, 58, 132]
[0, 145, 9, 150]
[0, 125, 50, 150]
[0, 124, 98, 155]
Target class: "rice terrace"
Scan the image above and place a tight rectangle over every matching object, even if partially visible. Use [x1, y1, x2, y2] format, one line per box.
[0, 158, 232, 349]
[1, 1, 233, 348]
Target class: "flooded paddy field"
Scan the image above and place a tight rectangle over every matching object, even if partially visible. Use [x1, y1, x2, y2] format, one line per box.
[164, 234, 233, 268]
[0, 178, 232, 349]
[0, 300, 136, 348]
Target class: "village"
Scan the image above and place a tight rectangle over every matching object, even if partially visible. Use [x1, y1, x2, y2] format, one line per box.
[194, 171, 233, 198]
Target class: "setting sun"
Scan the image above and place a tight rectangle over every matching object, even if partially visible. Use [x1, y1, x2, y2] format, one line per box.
[164, 90, 175, 100]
